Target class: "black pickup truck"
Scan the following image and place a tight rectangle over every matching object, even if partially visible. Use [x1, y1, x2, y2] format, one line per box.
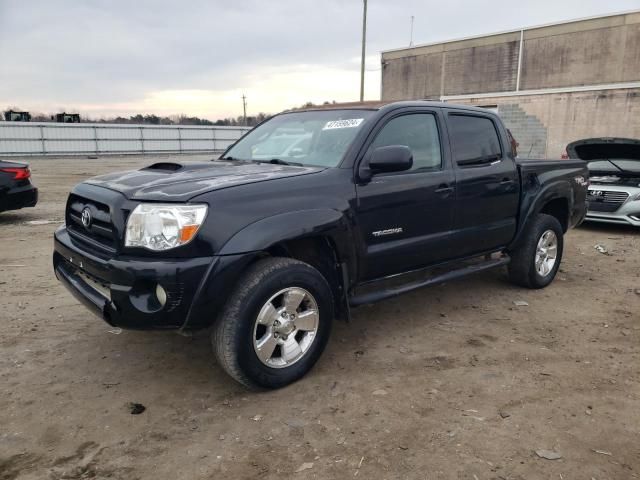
[53, 101, 588, 388]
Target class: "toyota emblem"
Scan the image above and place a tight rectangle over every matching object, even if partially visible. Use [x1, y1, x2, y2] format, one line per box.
[81, 207, 92, 228]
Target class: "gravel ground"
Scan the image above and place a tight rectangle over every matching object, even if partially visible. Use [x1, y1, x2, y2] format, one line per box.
[1, 155, 639, 480]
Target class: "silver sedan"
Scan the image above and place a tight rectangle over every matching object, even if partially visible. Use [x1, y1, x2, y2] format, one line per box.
[586, 183, 640, 227]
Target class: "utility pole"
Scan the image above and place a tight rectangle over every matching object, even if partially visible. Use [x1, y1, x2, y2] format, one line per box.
[359, 0, 367, 102]
[241, 94, 247, 126]
[410, 16, 414, 46]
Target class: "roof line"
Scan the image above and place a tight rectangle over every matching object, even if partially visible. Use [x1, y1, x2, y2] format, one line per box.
[380, 8, 640, 55]
[439, 81, 640, 101]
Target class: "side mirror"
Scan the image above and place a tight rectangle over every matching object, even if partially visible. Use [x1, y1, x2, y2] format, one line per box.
[369, 145, 413, 172]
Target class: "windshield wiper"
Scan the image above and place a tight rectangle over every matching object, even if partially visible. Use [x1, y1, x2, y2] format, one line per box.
[605, 159, 628, 174]
[256, 158, 303, 166]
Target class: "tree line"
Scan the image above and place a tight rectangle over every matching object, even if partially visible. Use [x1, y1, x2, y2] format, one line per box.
[3, 109, 272, 127]
[4, 100, 339, 126]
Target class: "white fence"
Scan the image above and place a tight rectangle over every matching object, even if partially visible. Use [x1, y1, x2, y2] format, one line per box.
[0, 122, 251, 156]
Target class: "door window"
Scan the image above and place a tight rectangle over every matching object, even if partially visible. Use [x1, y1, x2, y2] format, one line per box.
[448, 114, 502, 165]
[368, 114, 442, 171]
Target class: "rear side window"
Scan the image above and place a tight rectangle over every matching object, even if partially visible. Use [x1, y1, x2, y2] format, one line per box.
[448, 114, 502, 165]
[368, 113, 442, 171]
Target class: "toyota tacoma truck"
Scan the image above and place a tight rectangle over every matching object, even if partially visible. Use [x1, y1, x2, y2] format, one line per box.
[53, 101, 588, 389]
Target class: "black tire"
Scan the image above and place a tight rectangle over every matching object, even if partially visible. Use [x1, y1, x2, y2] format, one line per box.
[508, 213, 564, 289]
[212, 257, 334, 389]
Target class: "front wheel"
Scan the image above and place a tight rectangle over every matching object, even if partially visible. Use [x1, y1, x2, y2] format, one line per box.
[212, 257, 334, 389]
[508, 213, 564, 289]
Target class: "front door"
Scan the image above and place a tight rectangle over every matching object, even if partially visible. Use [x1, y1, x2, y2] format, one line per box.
[355, 110, 456, 280]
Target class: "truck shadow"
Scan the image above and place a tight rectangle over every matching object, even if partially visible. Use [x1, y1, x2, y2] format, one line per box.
[578, 221, 639, 235]
[0, 212, 28, 225]
[64, 268, 511, 400]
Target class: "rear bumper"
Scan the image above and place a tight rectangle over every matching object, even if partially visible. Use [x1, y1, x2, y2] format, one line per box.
[0, 184, 38, 212]
[53, 226, 256, 330]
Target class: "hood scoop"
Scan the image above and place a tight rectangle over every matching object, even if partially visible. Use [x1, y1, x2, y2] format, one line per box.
[142, 162, 184, 172]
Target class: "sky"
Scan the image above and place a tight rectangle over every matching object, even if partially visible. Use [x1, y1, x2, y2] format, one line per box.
[0, 0, 638, 121]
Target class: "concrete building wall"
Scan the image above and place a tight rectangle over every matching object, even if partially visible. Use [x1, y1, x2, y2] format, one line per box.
[381, 52, 443, 100]
[443, 40, 519, 95]
[380, 11, 640, 159]
[520, 22, 639, 89]
[452, 88, 640, 159]
[381, 11, 640, 98]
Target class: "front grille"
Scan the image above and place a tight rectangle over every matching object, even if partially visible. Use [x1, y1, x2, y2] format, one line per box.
[587, 190, 629, 212]
[66, 194, 117, 252]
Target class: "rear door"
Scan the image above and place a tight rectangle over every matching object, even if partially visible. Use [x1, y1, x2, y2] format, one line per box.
[445, 111, 520, 256]
[354, 108, 456, 280]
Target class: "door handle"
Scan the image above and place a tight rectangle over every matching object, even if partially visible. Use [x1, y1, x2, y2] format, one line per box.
[500, 178, 514, 185]
[435, 184, 454, 194]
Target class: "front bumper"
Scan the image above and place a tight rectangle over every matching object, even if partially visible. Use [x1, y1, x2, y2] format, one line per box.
[586, 196, 640, 227]
[0, 184, 38, 212]
[585, 211, 640, 226]
[53, 226, 255, 330]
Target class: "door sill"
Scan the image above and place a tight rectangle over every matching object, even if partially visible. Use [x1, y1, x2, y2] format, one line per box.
[349, 252, 510, 307]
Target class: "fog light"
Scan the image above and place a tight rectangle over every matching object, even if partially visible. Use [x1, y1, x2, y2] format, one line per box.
[156, 284, 167, 307]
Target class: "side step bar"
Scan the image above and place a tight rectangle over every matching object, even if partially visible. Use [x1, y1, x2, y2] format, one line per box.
[349, 255, 510, 307]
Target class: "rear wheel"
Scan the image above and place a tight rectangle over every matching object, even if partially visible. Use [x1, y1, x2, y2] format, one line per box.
[212, 257, 333, 389]
[508, 214, 564, 289]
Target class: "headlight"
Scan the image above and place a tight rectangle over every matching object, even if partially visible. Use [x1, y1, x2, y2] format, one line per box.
[125, 203, 208, 251]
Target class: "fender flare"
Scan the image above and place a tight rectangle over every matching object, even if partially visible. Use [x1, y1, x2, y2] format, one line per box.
[218, 208, 358, 277]
[510, 178, 574, 249]
[181, 209, 358, 330]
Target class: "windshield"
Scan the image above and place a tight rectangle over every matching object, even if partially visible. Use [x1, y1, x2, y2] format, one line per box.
[222, 109, 375, 167]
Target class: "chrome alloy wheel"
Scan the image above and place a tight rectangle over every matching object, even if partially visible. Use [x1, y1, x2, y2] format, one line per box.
[535, 229, 558, 277]
[252, 287, 319, 368]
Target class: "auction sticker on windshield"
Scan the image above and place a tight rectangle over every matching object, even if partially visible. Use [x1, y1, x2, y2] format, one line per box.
[323, 119, 364, 130]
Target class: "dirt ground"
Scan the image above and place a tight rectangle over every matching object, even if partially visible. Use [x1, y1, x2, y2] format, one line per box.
[1, 155, 639, 480]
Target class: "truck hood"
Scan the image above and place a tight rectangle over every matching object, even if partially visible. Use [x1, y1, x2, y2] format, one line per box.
[566, 138, 640, 176]
[85, 161, 324, 201]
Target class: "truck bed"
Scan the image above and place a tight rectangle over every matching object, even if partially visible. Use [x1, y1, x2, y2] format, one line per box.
[515, 157, 589, 233]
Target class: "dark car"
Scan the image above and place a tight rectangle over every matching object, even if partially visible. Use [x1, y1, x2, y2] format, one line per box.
[53, 101, 588, 389]
[0, 160, 38, 213]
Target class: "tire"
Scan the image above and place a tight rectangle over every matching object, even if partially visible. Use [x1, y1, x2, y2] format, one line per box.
[508, 213, 564, 289]
[212, 257, 334, 389]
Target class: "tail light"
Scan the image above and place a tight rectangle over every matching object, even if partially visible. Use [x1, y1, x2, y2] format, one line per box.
[560, 150, 569, 159]
[0, 167, 31, 180]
